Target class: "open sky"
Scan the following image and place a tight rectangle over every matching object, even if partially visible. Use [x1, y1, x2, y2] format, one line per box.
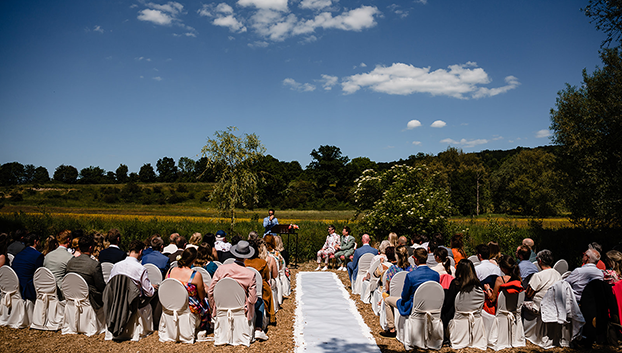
[0, 0, 606, 174]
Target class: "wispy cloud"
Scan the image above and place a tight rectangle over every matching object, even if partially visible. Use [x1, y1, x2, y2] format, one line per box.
[93, 25, 104, 33]
[299, 0, 334, 10]
[318, 74, 338, 90]
[199, 3, 247, 33]
[138, 1, 197, 36]
[340, 62, 519, 99]
[283, 78, 316, 91]
[430, 120, 446, 128]
[406, 120, 422, 129]
[412, 141, 421, 145]
[153, 76, 163, 81]
[388, 4, 409, 18]
[440, 138, 489, 148]
[535, 129, 551, 138]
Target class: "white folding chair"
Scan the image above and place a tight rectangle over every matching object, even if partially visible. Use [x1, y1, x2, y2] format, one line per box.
[169, 261, 178, 269]
[279, 266, 291, 297]
[194, 267, 212, 289]
[373, 270, 388, 317]
[144, 263, 163, 286]
[361, 257, 382, 304]
[247, 267, 267, 330]
[390, 271, 408, 342]
[352, 253, 375, 295]
[0, 266, 33, 329]
[553, 259, 568, 275]
[31, 267, 65, 330]
[158, 278, 198, 343]
[213, 278, 253, 346]
[401, 281, 444, 350]
[448, 287, 487, 350]
[6, 253, 14, 267]
[488, 291, 525, 350]
[61, 273, 104, 336]
[101, 262, 114, 283]
[223, 258, 236, 265]
[103, 274, 153, 342]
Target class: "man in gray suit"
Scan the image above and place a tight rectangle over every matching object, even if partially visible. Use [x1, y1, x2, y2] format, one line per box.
[43, 230, 73, 297]
[66, 234, 106, 310]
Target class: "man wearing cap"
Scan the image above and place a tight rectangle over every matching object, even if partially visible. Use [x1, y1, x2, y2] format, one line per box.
[215, 230, 235, 263]
[208, 240, 264, 340]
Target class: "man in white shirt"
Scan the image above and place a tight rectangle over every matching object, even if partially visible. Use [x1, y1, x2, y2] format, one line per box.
[162, 233, 179, 255]
[565, 248, 604, 301]
[110, 240, 156, 299]
[474, 244, 503, 281]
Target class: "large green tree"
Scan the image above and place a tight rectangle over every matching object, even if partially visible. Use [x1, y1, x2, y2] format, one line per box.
[156, 157, 178, 182]
[201, 126, 265, 231]
[550, 48, 622, 228]
[138, 163, 157, 183]
[53, 165, 78, 184]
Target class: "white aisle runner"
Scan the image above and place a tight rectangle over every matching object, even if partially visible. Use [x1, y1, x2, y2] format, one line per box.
[294, 272, 382, 353]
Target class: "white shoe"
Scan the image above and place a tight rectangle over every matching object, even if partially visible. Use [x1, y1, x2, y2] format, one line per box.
[315, 265, 321, 271]
[337, 266, 343, 271]
[322, 266, 328, 271]
[342, 267, 347, 272]
[255, 330, 269, 341]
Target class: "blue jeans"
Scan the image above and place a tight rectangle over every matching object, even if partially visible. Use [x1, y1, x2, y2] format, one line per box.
[254, 299, 265, 329]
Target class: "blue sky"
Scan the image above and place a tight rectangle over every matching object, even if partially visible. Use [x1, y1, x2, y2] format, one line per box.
[0, 0, 606, 174]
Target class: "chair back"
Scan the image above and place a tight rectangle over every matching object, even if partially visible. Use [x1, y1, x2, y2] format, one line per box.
[408, 257, 416, 268]
[411, 281, 444, 315]
[194, 267, 212, 289]
[468, 255, 480, 266]
[144, 263, 163, 286]
[357, 253, 375, 275]
[246, 267, 263, 300]
[33, 267, 57, 295]
[223, 258, 236, 265]
[389, 271, 408, 296]
[213, 278, 245, 309]
[213, 261, 222, 267]
[6, 253, 14, 267]
[0, 266, 19, 294]
[101, 262, 114, 283]
[62, 273, 89, 301]
[158, 278, 189, 311]
[454, 287, 485, 313]
[553, 259, 568, 275]
[169, 261, 178, 269]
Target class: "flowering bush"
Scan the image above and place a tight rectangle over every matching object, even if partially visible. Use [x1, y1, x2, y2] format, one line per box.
[354, 164, 452, 239]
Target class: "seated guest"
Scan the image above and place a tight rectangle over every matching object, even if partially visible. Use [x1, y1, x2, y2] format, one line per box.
[70, 237, 81, 257]
[523, 238, 537, 262]
[383, 248, 439, 336]
[525, 249, 561, 311]
[334, 226, 356, 271]
[265, 234, 286, 273]
[142, 234, 158, 257]
[483, 255, 522, 315]
[450, 233, 467, 263]
[216, 231, 236, 263]
[257, 238, 278, 281]
[474, 244, 503, 282]
[430, 247, 454, 276]
[162, 233, 180, 255]
[388, 232, 398, 247]
[274, 235, 289, 267]
[166, 248, 210, 331]
[7, 229, 26, 256]
[441, 259, 483, 333]
[516, 245, 538, 280]
[66, 234, 106, 309]
[12, 233, 43, 302]
[426, 240, 439, 268]
[44, 230, 73, 296]
[245, 239, 275, 335]
[488, 242, 501, 266]
[167, 236, 186, 263]
[98, 228, 126, 264]
[109, 240, 156, 301]
[373, 246, 396, 280]
[141, 236, 170, 276]
[347, 234, 378, 281]
[187, 233, 202, 249]
[41, 235, 58, 256]
[194, 243, 219, 277]
[202, 233, 219, 260]
[604, 250, 622, 284]
[208, 241, 261, 339]
[589, 242, 607, 270]
[565, 247, 604, 302]
[315, 225, 341, 271]
[383, 245, 413, 294]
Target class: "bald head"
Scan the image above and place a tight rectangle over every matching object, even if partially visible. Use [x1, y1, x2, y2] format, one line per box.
[362, 234, 371, 244]
[522, 238, 534, 248]
[398, 236, 408, 246]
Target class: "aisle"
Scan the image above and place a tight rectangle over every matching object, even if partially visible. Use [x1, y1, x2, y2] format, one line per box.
[294, 272, 381, 353]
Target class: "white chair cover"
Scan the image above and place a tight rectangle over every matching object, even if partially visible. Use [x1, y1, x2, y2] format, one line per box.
[247, 267, 268, 330]
[271, 254, 284, 306]
[61, 273, 104, 336]
[0, 266, 33, 329]
[213, 261, 222, 266]
[105, 305, 153, 341]
[101, 262, 114, 283]
[408, 257, 416, 268]
[390, 271, 408, 343]
[279, 267, 291, 297]
[372, 271, 388, 317]
[468, 255, 480, 266]
[553, 259, 568, 275]
[223, 258, 236, 265]
[144, 263, 163, 286]
[352, 253, 375, 295]
[400, 281, 444, 350]
[158, 278, 198, 343]
[31, 267, 65, 330]
[488, 291, 525, 350]
[169, 261, 178, 269]
[448, 287, 487, 350]
[7, 253, 14, 266]
[194, 267, 211, 289]
[361, 257, 382, 304]
[213, 278, 253, 346]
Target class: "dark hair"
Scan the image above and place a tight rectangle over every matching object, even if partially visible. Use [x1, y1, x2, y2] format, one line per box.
[268, 209, 275, 214]
[536, 249, 554, 267]
[144, 234, 158, 248]
[455, 259, 481, 293]
[107, 228, 121, 245]
[428, 239, 438, 253]
[517, 245, 531, 261]
[488, 241, 500, 260]
[178, 247, 198, 267]
[248, 239, 260, 259]
[434, 247, 452, 275]
[175, 235, 187, 248]
[413, 233, 428, 244]
[343, 226, 351, 234]
[385, 246, 396, 262]
[0, 233, 8, 256]
[128, 240, 145, 253]
[202, 233, 215, 247]
[476, 244, 490, 260]
[231, 235, 241, 246]
[396, 245, 409, 269]
[450, 233, 464, 248]
[78, 234, 95, 253]
[413, 248, 427, 264]
[498, 255, 520, 281]
[24, 233, 39, 247]
[150, 236, 164, 251]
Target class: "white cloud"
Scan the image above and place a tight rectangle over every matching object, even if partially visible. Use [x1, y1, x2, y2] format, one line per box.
[94, 25, 104, 33]
[248, 40, 269, 47]
[492, 135, 503, 141]
[388, 4, 408, 18]
[138, 2, 197, 36]
[299, 35, 317, 44]
[300, 0, 333, 10]
[535, 129, 551, 138]
[440, 138, 489, 148]
[283, 78, 316, 91]
[200, 3, 248, 33]
[319, 74, 338, 90]
[213, 15, 247, 32]
[153, 76, 163, 81]
[238, 0, 289, 11]
[138, 8, 174, 25]
[430, 120, 446, 128]
[135, 56, 145, 61]
[216, 3, 234, 14]
[360, 62, 367, 68]
[412, 141, 421, 145]
[406, 120, 421, 129]
[341, 62, 519, 99]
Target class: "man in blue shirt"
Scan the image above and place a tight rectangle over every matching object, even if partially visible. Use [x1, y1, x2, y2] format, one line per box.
[347, 234, 378, 282]
[141, 236, 169, 276]
[12, 233, 44, 301]
[263, 209, 278, 236]
[516, 245, 538, 280]
[383, 248, 439, 336]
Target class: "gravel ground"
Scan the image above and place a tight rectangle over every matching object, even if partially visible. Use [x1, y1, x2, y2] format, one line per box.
[1, 261, 620, 353]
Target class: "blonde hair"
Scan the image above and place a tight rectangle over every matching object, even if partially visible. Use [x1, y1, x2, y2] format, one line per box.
[189, 232, 202, 246]
[388, 232, 398, 247]
[607, 250, 622, 277]
[258, 240, 269, 261]
[274, 235, 285, 252]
